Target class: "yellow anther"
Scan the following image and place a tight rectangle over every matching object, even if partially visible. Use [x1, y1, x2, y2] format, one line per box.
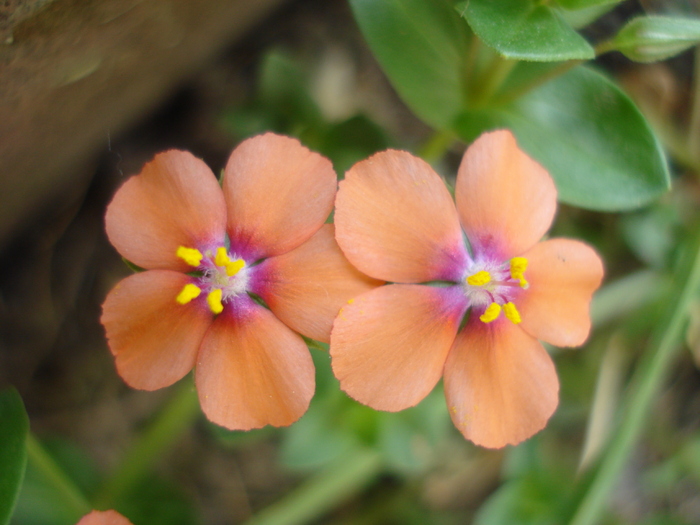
[467, 270, 491, 286]
[225, 258, 245, 277]
[510, 257, 528, 277]
[214, 247, 230, 267]
[176, 283, 201, 305]
[503, 302, 522, 324]
[207, 289, 224, 314]
[479, 302, 501, 323]
[347, 298, 355, 304]
[510, 257, 529, 288]
[177, 246, 203, 267]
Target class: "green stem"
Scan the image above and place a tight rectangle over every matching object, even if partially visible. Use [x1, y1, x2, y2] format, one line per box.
[26, 433, 92, 517]
[93, 378, 200, 507]
[244, 448, 383, 525]
[495, 60, 582, 106]
[418, 130, 457, 163]
[569, 227, 700, 525]
[472, 54, 517, 107]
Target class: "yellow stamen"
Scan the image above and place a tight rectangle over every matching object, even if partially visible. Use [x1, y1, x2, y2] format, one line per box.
[510, 257, 529, 288]
[177, 246, 203, 267]
[510, 257, 527, 277]
[225, 258, 245, 277]
[176, 283, 201, 305]
[479, 302, 501, 323]
[467, 270, 491, 286]
[214, 247, 230, 267]
[503, 302, 522, 324]
[207, 289, 224, 314]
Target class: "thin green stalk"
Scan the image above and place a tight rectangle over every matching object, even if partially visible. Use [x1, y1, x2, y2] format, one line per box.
[244, 448, 383, 525]
[569, 227, 700, 525]
[26, 433, 92, 517]
[472, 54, 517, 107]
[418, 129, 457, 163]
[495, 60, 582, 106]
[93, 378, 200, 507]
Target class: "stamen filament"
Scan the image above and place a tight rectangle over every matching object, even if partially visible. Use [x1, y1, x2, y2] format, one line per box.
[207, 289, 224, 314]
[503, 302, 521, 324]
[480, 302, 501, 323]
[176, 283, 201, 305]
[177, 246, 203, 267]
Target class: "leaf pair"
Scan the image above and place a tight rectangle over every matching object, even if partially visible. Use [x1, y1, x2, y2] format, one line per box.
[351, 0, 675, 211]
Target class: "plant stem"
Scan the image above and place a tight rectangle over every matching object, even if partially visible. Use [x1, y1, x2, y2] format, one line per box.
[569, 227, 700, 525]
[244, 448, 383, 525]
[472, 54, 517, 107]
[26, 433, 92, 517]
[418, 129, 457, 163]
[495, 60, 582, 106]
[93, 378, 200, 507]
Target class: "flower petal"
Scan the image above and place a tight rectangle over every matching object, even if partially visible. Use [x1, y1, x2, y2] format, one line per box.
[518, 239, 604, 347]
[223, 133, 336, 260]
[330, 284, 466, 411]
[253, 224, 382, 343]
[444, 318, 559, 449]
[105, 150, 226, 271]
[456, 130, 557, 260]
[195, 297, 315, 430]
[101, 271, 212, 390]
[335, 150, 469, 283]
[77, 511, 133, 525]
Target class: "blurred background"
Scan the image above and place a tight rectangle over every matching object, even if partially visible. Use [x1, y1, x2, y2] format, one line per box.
[2, 0, 700, 523]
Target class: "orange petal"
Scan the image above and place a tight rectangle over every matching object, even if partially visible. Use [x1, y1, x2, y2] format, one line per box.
[101, 271, 212, 390]
[195, 298, 315, 430]
[518, 239, 604, 347]
[444, 318, 559, 449]
[254, 224, 382, 343]
[330, 284, 466, 411]
[456, 130, 557, 260]
[335, 150, 468, 283]
[223, 133, 336, 260]
[105, 150, 226, 271]
[77, 511, 133, 525]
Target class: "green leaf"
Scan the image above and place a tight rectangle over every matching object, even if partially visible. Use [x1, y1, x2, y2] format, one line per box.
[457, 0, 595, 61]
[605, 16, 700, 63]
[454, 66, 670, 211]
[349, 0, 471, 128]
[0, 388, 29, 525]
[555, 0, 622, 10]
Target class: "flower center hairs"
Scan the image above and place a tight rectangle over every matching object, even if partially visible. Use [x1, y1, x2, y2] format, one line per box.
[175, 245, 250, 314]
[463, 256, 528, 324]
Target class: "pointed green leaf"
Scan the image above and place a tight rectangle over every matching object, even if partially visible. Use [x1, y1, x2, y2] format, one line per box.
[454, 66, 670, 211]
[605, 16, 700, 63]
[349, 0, 471, 128]
[0, 388, 29, 525]
[457, 0, 595, 61]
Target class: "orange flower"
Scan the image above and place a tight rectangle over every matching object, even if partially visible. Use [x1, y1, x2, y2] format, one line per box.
[102, 133, 378, 430]
[331, 130, 604, 448]
[77, 510, 132, 525]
